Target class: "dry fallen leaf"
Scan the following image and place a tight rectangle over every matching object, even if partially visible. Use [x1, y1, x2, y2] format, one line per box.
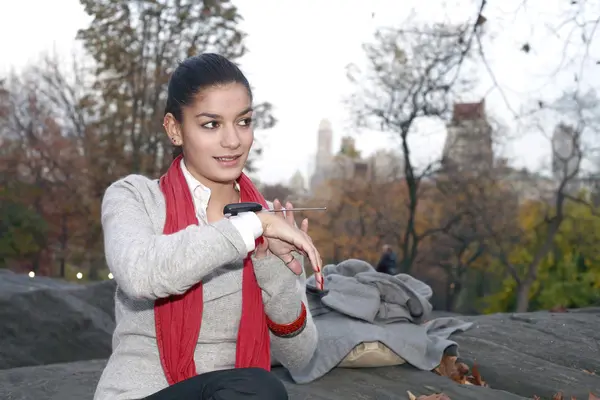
[467, 363, 488, 387]
[434, 354, 457, 378]
[582, 369, 596, 375]
[590, 392, 600, 400]
[433, 354, 487, 387]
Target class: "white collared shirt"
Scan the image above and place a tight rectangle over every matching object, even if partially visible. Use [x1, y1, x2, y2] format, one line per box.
[180, 158, 262, 253]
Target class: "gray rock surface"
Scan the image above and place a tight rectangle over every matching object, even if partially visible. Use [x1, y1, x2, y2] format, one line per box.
[0, 271, 599, 399]
[454, 308, 600, 399]
[0, 270, 116, 369]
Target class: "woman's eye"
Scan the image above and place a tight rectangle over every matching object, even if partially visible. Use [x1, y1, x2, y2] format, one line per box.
[238, 118, 252, 127]
[202, 121, 219, 129]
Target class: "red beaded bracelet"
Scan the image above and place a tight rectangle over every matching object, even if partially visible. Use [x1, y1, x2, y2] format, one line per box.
[266, 302, 307, 338]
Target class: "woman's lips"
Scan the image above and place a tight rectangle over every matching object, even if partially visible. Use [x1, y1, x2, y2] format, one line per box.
[214, 154, 242, 167]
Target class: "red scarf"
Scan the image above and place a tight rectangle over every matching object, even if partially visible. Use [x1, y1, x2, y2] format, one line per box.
[155, 155, 271, 385]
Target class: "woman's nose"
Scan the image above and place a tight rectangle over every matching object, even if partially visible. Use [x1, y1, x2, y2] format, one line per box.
[220, 124, 241, 149]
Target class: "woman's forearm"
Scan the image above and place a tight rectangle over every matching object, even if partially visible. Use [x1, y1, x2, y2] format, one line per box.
[254, 253, 318, 371]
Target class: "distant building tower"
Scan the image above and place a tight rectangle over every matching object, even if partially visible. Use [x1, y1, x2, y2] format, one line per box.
[442, 99, 493, 173]
[316, 119, 333, 172]
[552, 122, 580, 181]
[310, 119, 334, 192]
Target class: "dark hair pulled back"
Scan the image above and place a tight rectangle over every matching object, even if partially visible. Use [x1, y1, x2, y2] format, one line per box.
[165, 53, 252, 159]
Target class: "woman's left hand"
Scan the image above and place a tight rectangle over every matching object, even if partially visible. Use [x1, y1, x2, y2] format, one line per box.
[255, 200, 315, 276]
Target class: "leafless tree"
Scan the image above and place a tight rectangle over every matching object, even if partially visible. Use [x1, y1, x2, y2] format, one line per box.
[474, 0, 599, 115]
[346, 7, 487, 273]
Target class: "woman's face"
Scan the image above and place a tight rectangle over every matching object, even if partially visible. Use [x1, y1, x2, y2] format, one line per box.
[172, 82, 254, 186]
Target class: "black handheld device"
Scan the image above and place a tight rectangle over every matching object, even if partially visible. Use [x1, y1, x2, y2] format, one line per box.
[223, 202, 264, 216]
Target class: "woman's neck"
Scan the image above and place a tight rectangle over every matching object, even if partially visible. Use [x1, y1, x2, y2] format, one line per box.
[183, 160, 239, 206]
[208, 182, 239, 205]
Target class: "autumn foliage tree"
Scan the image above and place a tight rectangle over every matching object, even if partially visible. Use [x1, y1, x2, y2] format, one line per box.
[0, 57, 100, 276]
[305, 164, 446, 270]
[77, 0, 275, 176]
[421, 168, 509, 311]
[485, 196, 600, 313]
[305, 177, 405, 266]
[0, 0, 276, 278]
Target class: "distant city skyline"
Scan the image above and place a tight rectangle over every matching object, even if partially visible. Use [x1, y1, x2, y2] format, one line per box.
[1, 0, 598, 184]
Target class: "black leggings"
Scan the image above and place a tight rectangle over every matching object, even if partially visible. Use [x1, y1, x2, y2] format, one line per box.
[144, 368, 289, 400]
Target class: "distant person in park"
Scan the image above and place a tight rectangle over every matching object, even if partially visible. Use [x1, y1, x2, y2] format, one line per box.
[94, 53, 324, 400]
[376, 245, 397, 275]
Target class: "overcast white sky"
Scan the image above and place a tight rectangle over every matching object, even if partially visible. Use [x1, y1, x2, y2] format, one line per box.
[1, 0, 598, 184]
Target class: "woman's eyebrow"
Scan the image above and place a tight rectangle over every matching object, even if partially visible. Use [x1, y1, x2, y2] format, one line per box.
[195, 112, 221, 119]
[237, 106, 253, 116]
[195, 107, 253, 119]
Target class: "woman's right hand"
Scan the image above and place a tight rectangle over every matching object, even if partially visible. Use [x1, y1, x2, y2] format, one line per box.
[256, 211, 323, 280]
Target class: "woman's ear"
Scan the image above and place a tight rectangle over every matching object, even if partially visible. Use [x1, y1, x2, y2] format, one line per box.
[163, 113, 183, 146]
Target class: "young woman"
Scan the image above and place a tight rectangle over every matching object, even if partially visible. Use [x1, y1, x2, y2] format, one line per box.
[94, 53, 324, 400]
